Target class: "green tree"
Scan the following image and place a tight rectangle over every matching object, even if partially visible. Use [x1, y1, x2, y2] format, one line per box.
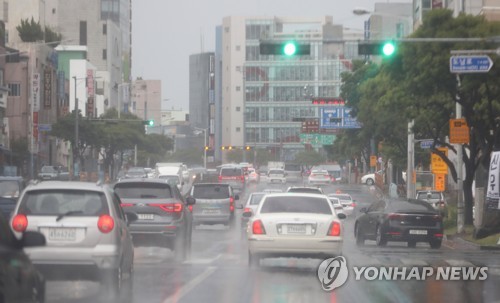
[294, 150, 326, 169]
[136, 134, 174, 166]
[165, 149, 203, 165]
[16, 17, 44, 42]
[44, 26, 62, 46]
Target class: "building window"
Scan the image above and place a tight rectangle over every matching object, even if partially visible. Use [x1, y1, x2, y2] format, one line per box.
[236, 106, 241, 111]
[102, 49, 107, 60]
[8, 83, 21, 97]
[103, 24, 107, 35]
[236, 127, 241, 132]
[79, 21, 87, 45]
[236, 86, 241, 91]
[236, 45, 241, 51]
[224, 27, 229, 33]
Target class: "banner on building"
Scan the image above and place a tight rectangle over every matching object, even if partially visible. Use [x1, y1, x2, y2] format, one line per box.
[86, 70, 95, 117]
[44, 68, 52, 109]
[32, 73, 40, 111]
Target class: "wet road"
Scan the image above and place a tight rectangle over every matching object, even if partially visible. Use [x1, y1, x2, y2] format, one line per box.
[46, 181, 500, 303]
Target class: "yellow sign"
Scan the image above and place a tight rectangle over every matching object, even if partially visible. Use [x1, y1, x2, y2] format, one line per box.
[431, 147, 448, 175]
[434, 173, 446, 191]
[370, 156, 377, 167]
[449, 118, 470, 144]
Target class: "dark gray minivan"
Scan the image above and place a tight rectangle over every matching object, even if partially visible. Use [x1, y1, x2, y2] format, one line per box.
[189, 183, 239, 226]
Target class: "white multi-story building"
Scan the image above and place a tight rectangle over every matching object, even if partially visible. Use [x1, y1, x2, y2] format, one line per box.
[130, 79, 161, 126]
[219, 16, 355, 161]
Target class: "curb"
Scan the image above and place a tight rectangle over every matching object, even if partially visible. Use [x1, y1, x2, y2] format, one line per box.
[445, 235, 500, 251]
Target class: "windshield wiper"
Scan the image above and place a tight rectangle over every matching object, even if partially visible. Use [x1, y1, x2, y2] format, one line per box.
[56, 210, 83, 221]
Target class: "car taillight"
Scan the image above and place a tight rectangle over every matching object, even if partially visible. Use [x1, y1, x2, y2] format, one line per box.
[12, 214, 28, 232]
[244, 207, 252, 212]
[310, 174, 316, 177]
[240, 175, 245, 183]
[252, 220, 266, 235]
[437, 201, 445, 208]
[351, 202, 357, 207]
[98, 215, 114, 233]
[218, 176, 222, 182]
[188, 205, 193, 212]
[149, 203, 183, 213]
[121, 203, 133, 207]
[432, 215, 442, 221]
[388, 213, 405, 220]
[327, 221, 341, 236]
[229, 197, 235, 212]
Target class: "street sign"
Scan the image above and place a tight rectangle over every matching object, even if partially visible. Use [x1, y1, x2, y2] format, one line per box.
[431, 147, 448, 175]
[450, 55, 493, 73]
[38, 124, 52, 132]
[434, 174, 446, 191]
[420, 140, 434, 149]
[370, 155, 377, 167]
[299, 133, 336, 145]
[320, 107, 362, 129]
[449, 118, 470, 144]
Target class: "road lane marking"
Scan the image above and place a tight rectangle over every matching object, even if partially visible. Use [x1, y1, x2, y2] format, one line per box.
[162, 266, 217, 303]
[444, 259, 475, 267]
[182, 253, 222, 264]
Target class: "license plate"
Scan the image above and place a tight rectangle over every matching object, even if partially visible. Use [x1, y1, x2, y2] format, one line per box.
[202, 209, 221, 215]
[138, 214, 155, 220]
[286, 224, 306, 234]
[48, 228, 77, 241]
[409, 230, 428, 235]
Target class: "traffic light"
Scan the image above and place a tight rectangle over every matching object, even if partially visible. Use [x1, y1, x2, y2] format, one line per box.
[260, 41, 310, 56]
[204, 146, 210, 151]
[143, 119, 154, 126]
[228, 146, 233, 150]
[244, 146, 252, 151]
[358, 41, 396, 57]
[221, 146, 226, 150]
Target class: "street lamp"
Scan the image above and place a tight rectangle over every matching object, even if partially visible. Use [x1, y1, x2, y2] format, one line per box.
[193, 127, 208, 169]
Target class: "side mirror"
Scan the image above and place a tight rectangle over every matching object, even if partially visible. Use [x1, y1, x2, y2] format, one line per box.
[236, 204, 244, 210]
[21, 231, 46, 247]
[125, 212, 138, 223]
[186, 197, 196, 205]
[242, 210, 253, 218]
[235, 194, 240, 200]
[337, 213, 347, 220]
[359, 207, 367, 213]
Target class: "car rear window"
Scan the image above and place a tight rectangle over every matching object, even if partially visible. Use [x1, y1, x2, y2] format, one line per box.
[329, 194, 352, 202]
[0, 181, 20, 198]
[389, 200, 437, 212]
[269, 170, 284, 175]
[18, 190, 109, 216]
[220, 168, 243, 177]
[192, 185, 230, 199]
[260, 196, 332, 214]
[417, 192, 442, 200]
[114, 183, 173, 199]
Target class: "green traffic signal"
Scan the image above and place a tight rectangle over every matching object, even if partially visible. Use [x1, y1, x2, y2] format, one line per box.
[283, 42, 297, 56]
[382, 42, 396, 56]
[148, 120, 154, 126]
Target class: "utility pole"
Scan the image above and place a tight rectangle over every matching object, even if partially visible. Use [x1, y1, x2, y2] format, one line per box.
[456, 75, 464, 233]
[407, 120, 415, 199]
[73, 76, 79, 180]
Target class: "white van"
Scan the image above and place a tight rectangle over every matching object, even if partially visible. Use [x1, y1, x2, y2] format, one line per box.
[155, 163, 189, 181]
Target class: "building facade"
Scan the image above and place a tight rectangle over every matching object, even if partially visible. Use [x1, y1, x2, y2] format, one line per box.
[366, 3, 413, 40]
[130, 78, 161, 126]
[220, 16, 354, 161]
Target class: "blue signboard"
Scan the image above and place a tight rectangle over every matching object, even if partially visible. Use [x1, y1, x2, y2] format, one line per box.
[450, 55, 493, 73]
[420, 140, 434, 149]
[320, 107, 362, 129]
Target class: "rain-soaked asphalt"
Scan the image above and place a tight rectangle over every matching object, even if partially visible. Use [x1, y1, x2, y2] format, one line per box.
[46, 180, 500, 303]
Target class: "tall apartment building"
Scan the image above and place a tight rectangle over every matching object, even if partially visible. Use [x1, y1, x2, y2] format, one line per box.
[189, 52, 215, 152]
[366, 3, 413, 40]
[130, 78, 161, 127]
[219, 16, 354, 161]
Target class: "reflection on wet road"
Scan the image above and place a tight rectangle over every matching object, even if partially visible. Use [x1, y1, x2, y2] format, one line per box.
[46, 182, 500, 303]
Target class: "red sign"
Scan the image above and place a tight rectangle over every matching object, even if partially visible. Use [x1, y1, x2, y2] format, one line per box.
[312, 98, 345, 106]
[33, 112, 38, 139]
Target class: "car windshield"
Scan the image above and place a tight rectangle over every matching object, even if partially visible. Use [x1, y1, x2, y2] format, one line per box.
[0, 181, 20, 198]
[114, 183, 173, 199]
[260, 196, 332, 214]
[192, 185, 230, 199]
[158, 175, 180, 186]
[417, 192, 442, 200]
[18, 190, 109, 216]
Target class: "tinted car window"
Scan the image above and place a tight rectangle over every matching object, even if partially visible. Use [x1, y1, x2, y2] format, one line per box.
[192, 185, 230, 199]
[0, 212, 16, 247]
[19, 190, 109, 216]
[249, 193, 265, 205]
[0, 180, 21, 198]
[114, 183, 173, 199]
[389, 199, 437, 212]
[260, 196, 332, 214]
[220, 168, 243, 176]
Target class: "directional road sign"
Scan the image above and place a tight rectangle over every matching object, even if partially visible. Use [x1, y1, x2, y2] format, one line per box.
[420, 140, 434, 149]
[299, 133, 336, 146]
[320, 107, 362, 129]
[450, 55, 493, 73]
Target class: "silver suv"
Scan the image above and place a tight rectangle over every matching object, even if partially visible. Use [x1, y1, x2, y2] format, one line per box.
[416, 190, 447, 213]
[189, 183, 239, 226]
[10, 181, 137, 296]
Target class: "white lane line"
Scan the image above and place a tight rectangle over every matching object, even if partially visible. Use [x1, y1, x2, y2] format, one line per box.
[162, 266, 217, 303]
[444, 259, 475, 267]
[182, 253, 222, 265]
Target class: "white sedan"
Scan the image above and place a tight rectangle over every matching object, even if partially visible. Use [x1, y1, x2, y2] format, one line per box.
[245, 193, 345, 267]
[308, 170, 331, 185]
[328, 193, 356, 216]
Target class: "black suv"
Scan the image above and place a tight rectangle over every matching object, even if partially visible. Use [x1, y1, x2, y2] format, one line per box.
[113, 178, 196, 261]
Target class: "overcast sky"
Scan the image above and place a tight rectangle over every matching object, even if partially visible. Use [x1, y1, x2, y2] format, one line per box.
[132, 0, 409, 111]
